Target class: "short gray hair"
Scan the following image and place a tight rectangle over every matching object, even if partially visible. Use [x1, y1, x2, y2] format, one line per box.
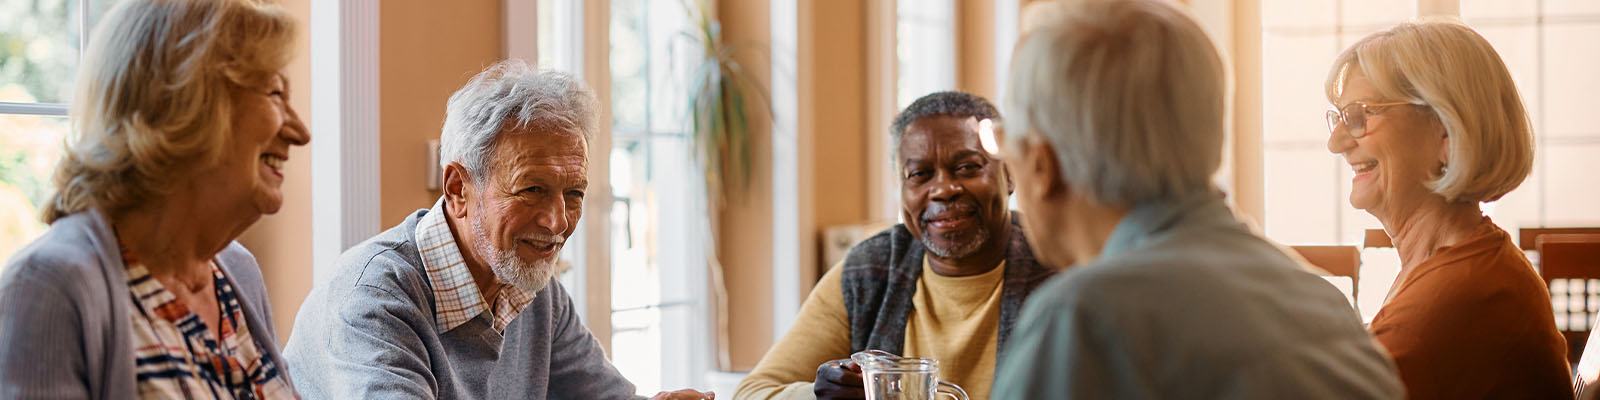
[1005, 0, 1225, 206]
[890, 91, 1001, 163]
[439, 59, 597, 180]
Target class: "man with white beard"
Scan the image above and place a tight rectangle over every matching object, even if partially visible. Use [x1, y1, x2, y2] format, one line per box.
[284, 60, 711, 400]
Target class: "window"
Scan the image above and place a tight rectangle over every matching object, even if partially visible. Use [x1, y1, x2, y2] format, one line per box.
[606, 0, 711, 394]
[1460, 0, 1600, 230]
[0, 0, 117, 262]
[896, 0, 957, 110]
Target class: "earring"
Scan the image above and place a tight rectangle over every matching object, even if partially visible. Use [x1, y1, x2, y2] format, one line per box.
[1438, 163, 1448, 176]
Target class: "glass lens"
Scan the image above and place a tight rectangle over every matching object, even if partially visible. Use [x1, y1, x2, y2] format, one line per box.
[1341, 103, 1366, 137]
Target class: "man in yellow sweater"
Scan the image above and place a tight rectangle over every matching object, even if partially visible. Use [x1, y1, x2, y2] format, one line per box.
[734, 92, 1055, 400]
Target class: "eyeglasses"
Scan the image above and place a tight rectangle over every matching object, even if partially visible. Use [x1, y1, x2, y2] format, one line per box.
[1325, 101, 1417, 138]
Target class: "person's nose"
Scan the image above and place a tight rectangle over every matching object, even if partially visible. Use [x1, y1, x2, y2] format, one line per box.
[533, 195, 571, 236]
[927, 170, 965, 203]
[1327, 124, 1356, 155]
[282, 105, 310, 146]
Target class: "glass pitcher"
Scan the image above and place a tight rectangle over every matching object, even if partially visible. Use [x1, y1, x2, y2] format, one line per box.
[851, 350, 969, 400]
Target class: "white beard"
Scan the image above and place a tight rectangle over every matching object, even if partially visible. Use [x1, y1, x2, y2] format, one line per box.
[921, 225, 989, 259]
[471, 216, 561, 294]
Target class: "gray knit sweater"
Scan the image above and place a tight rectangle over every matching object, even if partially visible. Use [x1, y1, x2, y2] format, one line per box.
[282, 208, 639, 399]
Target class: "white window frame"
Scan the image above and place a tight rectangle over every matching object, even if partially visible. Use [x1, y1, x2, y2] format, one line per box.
[309, 0, 383, 286]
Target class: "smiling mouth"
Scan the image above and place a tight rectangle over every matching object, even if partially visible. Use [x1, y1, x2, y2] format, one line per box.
[924, 210, 977, 230]
[522, 239, 560, 253]
[1351, 161, 1377, 174]
[261, 154, 286, 171]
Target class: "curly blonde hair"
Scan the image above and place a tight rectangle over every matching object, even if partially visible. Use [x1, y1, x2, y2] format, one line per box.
[42, 0, 297, 223]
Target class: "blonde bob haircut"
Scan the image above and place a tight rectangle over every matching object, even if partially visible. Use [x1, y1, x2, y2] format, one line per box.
[42, 0, 297, 223]
[1325, 18, 1533, 203]
[1005, 0, 1227, 206]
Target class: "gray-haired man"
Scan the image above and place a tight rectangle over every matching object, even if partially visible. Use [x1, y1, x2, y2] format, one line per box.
[283, 60, 711, 400]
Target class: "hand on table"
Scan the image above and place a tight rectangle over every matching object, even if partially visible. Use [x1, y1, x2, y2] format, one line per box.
[650, 388, 714, 400]
[814, 358, 865, 400]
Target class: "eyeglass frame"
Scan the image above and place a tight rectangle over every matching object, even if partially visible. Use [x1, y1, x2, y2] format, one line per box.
[1325, 101, 1422, 139]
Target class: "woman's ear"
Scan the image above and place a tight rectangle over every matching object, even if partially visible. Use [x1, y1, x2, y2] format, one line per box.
[1431, 112, 1451, 167]
[1436, 130, 1451, 171]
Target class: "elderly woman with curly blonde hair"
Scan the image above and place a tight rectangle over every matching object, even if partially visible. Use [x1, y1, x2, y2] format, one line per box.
[0, 0, 309, 398]
[1325, 19, 1570, 399]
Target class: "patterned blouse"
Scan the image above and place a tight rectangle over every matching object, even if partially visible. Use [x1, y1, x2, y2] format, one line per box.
[122, 250, 295, 399]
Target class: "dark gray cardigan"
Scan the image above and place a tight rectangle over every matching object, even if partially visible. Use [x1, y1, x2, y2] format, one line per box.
[0, 209, 291, 399]
[840, 212, 1055, 368]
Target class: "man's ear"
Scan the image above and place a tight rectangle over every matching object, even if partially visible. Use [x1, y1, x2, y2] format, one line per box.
[1001, 161, 1016, 195]
[1024, 138, 1067, 198]
[443, 162, 473, 219]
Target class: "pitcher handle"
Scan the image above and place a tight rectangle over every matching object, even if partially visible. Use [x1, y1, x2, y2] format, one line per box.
[935, 379, 969, 400]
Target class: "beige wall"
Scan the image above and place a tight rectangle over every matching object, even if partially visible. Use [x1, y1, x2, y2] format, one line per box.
[808, 0, 870, 264]
[719, 0, 777, 372]
[957, 0, 997, 100]
[379, 0, 503, 225]
[238, 0, 312, 346]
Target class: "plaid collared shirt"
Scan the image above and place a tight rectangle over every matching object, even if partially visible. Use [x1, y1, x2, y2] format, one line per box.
[415, 198, 536, 333]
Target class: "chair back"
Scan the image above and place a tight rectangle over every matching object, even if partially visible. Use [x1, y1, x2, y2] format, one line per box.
[1291, 245, 1361, 278]
[1522, 227, 1600, 250]
[1539, 234, 1600, 370]
[1291, 245, 1361, 314]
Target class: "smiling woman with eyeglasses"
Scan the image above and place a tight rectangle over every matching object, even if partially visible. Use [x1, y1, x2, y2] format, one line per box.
[1325, 18, 1569, 400]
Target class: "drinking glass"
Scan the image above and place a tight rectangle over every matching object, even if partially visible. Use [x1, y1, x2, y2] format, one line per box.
[851, 350, 968, 400]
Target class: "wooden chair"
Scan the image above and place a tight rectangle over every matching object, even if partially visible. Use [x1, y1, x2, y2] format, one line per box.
[1291, 245, 1361, 314]
[1364, 226, 1600, 250]
[1521, 227, 1600, 251]
[1537, 234, 1600, 366]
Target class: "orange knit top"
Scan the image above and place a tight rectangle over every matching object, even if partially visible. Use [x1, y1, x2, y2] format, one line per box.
[1371, 218, 1572, 399]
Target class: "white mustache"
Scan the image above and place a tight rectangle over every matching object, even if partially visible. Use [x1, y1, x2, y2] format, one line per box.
[921, 201, 978, 222]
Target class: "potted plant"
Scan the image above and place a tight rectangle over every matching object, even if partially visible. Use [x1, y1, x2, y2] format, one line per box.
[681, 0, 770, 371]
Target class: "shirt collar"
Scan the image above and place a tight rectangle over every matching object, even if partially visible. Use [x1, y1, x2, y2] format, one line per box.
[1100, 190, 1232, 260]
[414, 197, 537, 333]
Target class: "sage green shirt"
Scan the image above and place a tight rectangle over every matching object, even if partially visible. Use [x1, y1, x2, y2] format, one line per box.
[993, 193, 1403, 399]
